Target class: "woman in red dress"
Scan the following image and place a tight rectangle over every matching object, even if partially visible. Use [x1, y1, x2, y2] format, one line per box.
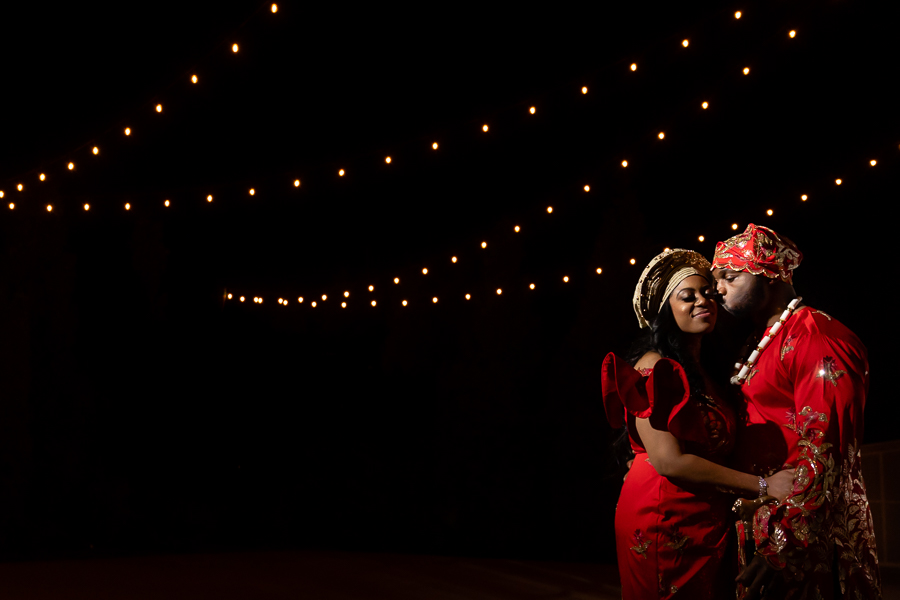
[602, 249, 794, 600]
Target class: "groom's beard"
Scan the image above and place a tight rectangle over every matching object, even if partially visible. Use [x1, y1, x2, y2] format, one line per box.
[720, 283, 766, 320]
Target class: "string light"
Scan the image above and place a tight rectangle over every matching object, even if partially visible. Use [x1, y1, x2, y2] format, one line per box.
[342, 302, 347, 308]
[432, 297, 438, 303]
[311, 301, 317, 307]
[735, 11, 742, 19]
[422, 267, 429, 274]
[385, 156, 391, 164]
[547, 206, 553, 213]
[368, 285, 374, 291]
[125, 203, 131, 210]
[664, 247, 671, 252]
[514, 225, 520, 232]
[584, 185, 590, 192]
[481, 241, 487, 248]
[482, 124, 489, 132]
[92, 146, 99, 155]
[8, 203, 13, 210]
[344, 291, 350, 297]
[298, 297, 304, 303]
[294, 179, 301, 187]
[232, 43, 239, 53]
[249, 188, 255, 195]
[702, 101, 709, 109]
[283, 299, 289, 305]
[496, 288, 502, 295]
[240, 296, 245, 302]
[767, 209, 774, 215]
[191, 74, 198, 84]
[227, 294, 232, 299]
[596, 268, 603, 274]
[630, 63, 637, 71]
[124, 127, 131, 136]
[621, 160, 628, 167]
[271, 3, 278, 12]
[870, 159, 877, 166]
[630, 258, 636, 265]
[39, 173, 46, 181]
[17, 184, 23, 191]
[789, 30, 796, 38]
[743, 67, 750, 75]
[0, 191, 4, 198]
[155, 104, 163, 113]
[207, 195, 213, 202]
[83, 204, 90, 211]
[835, 179, 842, 185]
[451, 257, 457, 263]
[529, 106, 536, 114]
[165, 200, 170, 207]
[658, 132, 665, 139]
[393, 278, 399, 284]
[402, 300, 408, 306]
[530, 283, 535, 289]
[67, 162, 75, 170]
[732, 223, 739, 230]
[321, 294, 327, 301]
[432, 142, 438, 150]
[563, 276, 569, 282]
[581, 86, 588, 94]
[339, 169, 345, 176]
[278, 298, 283, 304]
[682, 39, 689, 48]
[46, 205, 53, 212]
[801, 194, 808, 201]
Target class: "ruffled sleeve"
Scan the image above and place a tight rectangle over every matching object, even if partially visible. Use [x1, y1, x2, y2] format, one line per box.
[601, 352, 707, 445]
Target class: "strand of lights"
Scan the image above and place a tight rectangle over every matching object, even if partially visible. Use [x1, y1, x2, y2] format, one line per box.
[2, 5, 803, 205]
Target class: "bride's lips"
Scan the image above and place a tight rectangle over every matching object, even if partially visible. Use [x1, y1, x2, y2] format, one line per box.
[693, 310, 712, 318]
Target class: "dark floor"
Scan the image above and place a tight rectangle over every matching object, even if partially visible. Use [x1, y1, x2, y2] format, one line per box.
[0, 551, 624, 600]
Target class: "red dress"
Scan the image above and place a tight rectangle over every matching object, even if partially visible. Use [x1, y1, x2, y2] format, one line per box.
[729, 307, 881, 599]
[601, 353, 737, 600]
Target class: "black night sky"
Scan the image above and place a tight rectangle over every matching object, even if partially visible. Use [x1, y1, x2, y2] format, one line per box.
[0, 1, 895, 566]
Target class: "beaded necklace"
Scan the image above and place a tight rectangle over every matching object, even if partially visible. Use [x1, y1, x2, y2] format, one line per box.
[730, 297, 802, 385]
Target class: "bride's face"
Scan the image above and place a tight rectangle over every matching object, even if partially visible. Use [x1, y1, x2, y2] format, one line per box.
[668, 275, 717, 335]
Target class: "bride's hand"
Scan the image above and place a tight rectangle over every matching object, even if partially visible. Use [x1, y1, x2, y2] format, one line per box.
[765, 469, 796, 502]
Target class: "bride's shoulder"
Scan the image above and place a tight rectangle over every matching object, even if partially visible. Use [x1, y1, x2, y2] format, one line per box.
[634, 351, 663, 373]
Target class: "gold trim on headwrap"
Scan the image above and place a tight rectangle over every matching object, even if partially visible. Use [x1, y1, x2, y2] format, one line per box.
[633, 249, 712, 329]
[711, 223, 802, 284]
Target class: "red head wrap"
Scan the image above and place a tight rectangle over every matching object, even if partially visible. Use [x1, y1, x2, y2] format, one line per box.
[711, 223, 802, 284]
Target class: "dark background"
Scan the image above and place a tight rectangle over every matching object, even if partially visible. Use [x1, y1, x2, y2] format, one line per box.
[0, 1, 894, 564]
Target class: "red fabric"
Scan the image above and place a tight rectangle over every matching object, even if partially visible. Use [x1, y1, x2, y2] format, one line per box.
[601, 353, 737, 600]
[711, 223, 802, 284]
[730, 308, 881, 599]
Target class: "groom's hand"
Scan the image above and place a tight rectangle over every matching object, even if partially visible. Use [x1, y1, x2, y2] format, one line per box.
[736, 555, 779, 599]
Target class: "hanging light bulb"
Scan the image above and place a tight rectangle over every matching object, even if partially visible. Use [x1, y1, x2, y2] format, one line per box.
[432, 297, 438, 303]
[385, 156, 391, 164]
[338, 169, 345, 176]
[584, 185, 590, 192]
[46, 205, 53, 212]
[402, 300, 408, 306]
[432, 142, 438, 150]
[240, 296, 245, 302]
[321, 294, 327, 301]
[630, 258, 636, 265]
[191, 74, 198, 83]
[581, 86, 588, 94]
[207, 195, 213, 202]
[767, 209, 774, 215]
[482, 124, 489, 132]
[732, 223, 738, 230]
[298, 297, 304, 303]
[393, 278, 400, 284]
[271, 3, 278, 12]
[735, 11, 742, 19]
[83, 204, 90, 211]
[529, 106, 536, 114]
[529, 283, 535, 289]
[164, 199, 170, 207]
[743, 67, 750, 75]
[682, 39, 689, 47]
[870, 159, 877, 166]
[423, 267, 429, 274]
[481, 241, 487, 248]
[17, 184, 23, 191]
[368, 285, 374, 291]
[702, 101, 709, 109]
[451, 257, 457, 263]
[630, 63, 637, 71]
[125, 203, 131, 210]
[698, 235, 705, 242]
[8, 203, 13, 210]
[621, 160, 628, 167]
[547, 206, 553, 213]
[496, 289, 502, 295]
[249, 188, 255, 195]
[835, 179, 842, 185]
[67, 162, 75, 170]
[39, 173, 46, 181]
[294, 179, 301, 187]
[92, 146, 99, 155]
[232, 43, 239, 53]
[227, 294, 232, 300]
[371, 300, 377, 307]
[344, 291, 350, 297]
[596, 268, 602, 274]
[789, 30, 796, 38]
[801, 194, 808, 201]
[341, 302, 347, 308]
[311, 301, 317, 307]
[155, 104, 162, 113]
[563, 276, 569, 282]
[465, 294, 471, 300]
[514, 225, 520, 232]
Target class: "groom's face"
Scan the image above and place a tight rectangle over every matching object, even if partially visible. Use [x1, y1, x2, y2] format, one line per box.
[711, 268, 767, 319]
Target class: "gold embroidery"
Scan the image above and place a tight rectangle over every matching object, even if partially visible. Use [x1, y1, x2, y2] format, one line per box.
[745, 368, 759, 385]
[816, 356, 847, 387]
[811, 310, 832, 321]
[781, 335, 796, 361]
[630, 529, 652, 559]
[665, 530, 690, 556]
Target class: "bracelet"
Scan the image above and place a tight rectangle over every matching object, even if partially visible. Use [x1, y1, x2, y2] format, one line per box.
[758, 476, 768, 497]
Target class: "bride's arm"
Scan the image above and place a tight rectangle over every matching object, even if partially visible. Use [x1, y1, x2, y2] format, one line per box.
[634, 417, 792, 499]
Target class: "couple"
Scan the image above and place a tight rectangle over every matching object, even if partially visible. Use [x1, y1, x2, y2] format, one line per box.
[601, 224, 881, 600]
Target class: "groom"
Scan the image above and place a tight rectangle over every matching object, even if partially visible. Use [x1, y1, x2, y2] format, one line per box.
[711, 224, 881, 600]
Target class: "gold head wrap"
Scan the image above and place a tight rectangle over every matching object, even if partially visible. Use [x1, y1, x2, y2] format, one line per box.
[633, 249, 712, 329]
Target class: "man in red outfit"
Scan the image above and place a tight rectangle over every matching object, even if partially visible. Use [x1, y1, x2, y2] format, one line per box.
[711, 224, 881, 600]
